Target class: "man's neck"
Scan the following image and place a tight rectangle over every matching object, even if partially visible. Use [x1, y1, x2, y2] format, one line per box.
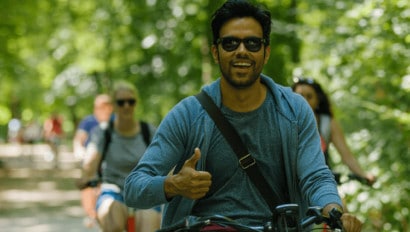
[220, 78, 267, 112]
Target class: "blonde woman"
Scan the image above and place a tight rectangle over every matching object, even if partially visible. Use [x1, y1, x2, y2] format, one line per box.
[80, 80, 161, 232]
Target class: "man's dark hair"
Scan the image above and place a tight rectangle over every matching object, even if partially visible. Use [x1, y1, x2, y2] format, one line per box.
[211, 0, 271, 46]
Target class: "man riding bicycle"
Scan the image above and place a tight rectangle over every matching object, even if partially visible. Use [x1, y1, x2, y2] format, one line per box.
[124, 1, 362, 231]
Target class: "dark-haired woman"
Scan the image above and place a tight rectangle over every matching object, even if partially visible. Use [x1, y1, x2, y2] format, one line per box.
[292, 77, 376, 189]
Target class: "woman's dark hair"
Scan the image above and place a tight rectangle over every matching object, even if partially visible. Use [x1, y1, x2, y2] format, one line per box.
[211, 0, 271, 46]
[292, 77, 333, 117]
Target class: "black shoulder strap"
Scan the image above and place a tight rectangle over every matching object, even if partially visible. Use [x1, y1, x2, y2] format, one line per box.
[140, 121, 151, 146]
[98, 119, 113, 178]
[195, 90, 284, 212]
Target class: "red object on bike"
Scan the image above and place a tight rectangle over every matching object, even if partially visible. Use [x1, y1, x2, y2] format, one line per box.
[320, 135, 327, 152]
[127, 213, 136, 232]
[200, 223, 238, 231]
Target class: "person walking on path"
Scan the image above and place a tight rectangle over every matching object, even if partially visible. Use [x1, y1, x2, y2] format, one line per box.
[43, 112, 64, 168]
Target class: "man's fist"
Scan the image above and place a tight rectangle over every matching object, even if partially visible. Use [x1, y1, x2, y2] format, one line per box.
[164, 148, 212, 199]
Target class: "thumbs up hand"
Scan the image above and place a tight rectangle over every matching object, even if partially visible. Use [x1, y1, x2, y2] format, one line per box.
[165, 148, 212, 200]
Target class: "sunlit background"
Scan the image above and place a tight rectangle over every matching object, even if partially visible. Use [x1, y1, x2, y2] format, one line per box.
[0, 0, 409, 231]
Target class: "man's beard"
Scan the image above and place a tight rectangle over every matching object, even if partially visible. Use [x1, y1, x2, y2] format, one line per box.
[220, 68, 260, 89]
[217, 51, 264, 89]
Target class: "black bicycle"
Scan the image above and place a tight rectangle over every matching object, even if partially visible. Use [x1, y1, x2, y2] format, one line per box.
[157, 204, 344, 232]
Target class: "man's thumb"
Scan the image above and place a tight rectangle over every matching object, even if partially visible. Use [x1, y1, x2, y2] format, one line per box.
[185, 148, 201, 169]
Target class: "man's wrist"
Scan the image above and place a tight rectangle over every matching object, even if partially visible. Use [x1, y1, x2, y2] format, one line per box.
[323, 203, 343, 217]
[164, 175, 177, 200]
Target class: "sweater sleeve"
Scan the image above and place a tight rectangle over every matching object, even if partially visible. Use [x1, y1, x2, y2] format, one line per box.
[295, 95, 342, 208]
[124, 103, 189, 209]
[124, 96, 210, 209]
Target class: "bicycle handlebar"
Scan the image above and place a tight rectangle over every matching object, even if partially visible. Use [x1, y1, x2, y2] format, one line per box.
[276, 204, 343, 232]
[333, 172, 370, 186]
[300, 206, 323, 229]
[75, 178, 100, 190]
[347, 173, 370, 185]
[326, 208, 344, 231]
[157, 204, 344, 232]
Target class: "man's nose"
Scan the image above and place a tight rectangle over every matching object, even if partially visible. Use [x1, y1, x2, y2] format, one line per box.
[236, 42, 247, 52]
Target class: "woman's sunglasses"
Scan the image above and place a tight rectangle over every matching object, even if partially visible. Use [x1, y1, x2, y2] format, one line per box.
[217, 36, 266, 52]
[116, 98, 136, 107]
[293, 77, 316, 85]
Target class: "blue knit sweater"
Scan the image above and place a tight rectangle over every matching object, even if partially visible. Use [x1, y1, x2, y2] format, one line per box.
[124, 75, 341, 228]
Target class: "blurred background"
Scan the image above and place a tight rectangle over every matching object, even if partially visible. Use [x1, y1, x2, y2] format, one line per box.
[0, 0, 409, 231]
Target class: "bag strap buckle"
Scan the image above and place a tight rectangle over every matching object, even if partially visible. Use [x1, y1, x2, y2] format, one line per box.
[239, 154, 256, 169]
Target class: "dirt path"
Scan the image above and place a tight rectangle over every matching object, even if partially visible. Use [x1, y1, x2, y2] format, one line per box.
[0, 143, 99, 232]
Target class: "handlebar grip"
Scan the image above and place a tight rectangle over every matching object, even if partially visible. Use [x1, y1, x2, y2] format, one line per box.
[326, 208, 344, 231]
[301, 206, 323, 229]
[348, 173, 369, 185]
[75, 179, 100, 190]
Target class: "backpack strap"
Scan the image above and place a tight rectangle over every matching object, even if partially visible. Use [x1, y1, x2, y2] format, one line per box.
[319, 114, 331, 149]
[140, 121, 151, 146]
[318, 114, 331, 166]
[97, 119, 114, 179]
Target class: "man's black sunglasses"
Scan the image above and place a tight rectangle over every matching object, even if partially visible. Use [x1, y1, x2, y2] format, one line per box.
[217, 36, 266, 52]
[116, 98, 136, 107]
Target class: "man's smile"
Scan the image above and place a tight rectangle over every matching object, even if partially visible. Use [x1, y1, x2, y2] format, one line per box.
[232, 60, 253, 68]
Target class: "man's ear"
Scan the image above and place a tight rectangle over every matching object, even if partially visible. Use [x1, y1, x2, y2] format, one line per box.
[264, 45, 271, 64]
[211, 44, 219, 64]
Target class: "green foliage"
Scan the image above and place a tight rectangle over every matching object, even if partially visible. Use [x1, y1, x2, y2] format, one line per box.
[0, 0, 409, 230]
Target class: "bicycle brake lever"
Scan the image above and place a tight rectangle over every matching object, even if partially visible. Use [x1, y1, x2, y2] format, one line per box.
[348, 173, 369, 185]
[327, 208, 344, 231]
[306, 206, 323, 224]
[300, 206, 323, 230]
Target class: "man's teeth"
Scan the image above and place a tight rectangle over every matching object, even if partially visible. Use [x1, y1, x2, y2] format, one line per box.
[234, 62, 251, 67]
